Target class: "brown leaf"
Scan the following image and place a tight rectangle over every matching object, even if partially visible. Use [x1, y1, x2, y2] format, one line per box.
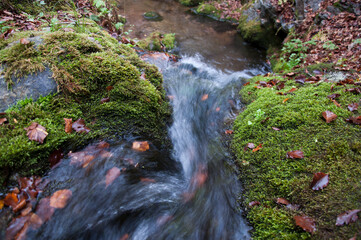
[347, 103, 358, 112]
[286, 150, 304, 159]
[294, 215, 316, 233]
[336, 209, 361, 226]
[322, 111, 337, 123]
[287, 88, 297, 93]
[13, 199, 26, 213]
[249, 201, 261, 208]
[35, 198, 54, 222]
[25, 122, 48, 144]
[105, 167, 121, 188]
[276, 82, 285, 90]
[252, 143, 262, 152]
[276, 198, 290, 205]
[327, 94, 341, 100]
[28, 213, 43, 229]
[225, 130, 233, 135]
[243, 82, 250, 86]
[106, 86, 113, 91]
[201, 94, 209, 101]
[72, 118, 90, 133]
[100, 97, 110, 104]
[5, 216, 30, 240]
[0, 118, 7, 125]
[4, 192, 19, 208]
[50, 189, 72, 209]
[20, 38, 30, 45]
[48, 149, 64, 168]
[132, 141, 149, 152]
[346, 116, 361, 125]
[310, 172, 329, 190]
[64, 118, 72, 134]
[119, 233, 129, 240]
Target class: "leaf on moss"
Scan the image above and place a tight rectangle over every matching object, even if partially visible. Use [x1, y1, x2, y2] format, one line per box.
[249, 201, 260, 208]
[294, 215, 316, 233]
[64, 118, 72, 134]
[105, 167, 121, 188]
[132, 141, 150, 152]
[50, 189, 72, 209]
[106, 86, 113, 91]
[272, 127, 281, 131]
[287, 88, 297, 93]
[276, 82, 285, 90]
[25, 122, 48, 144]
[310, 172, 329, 190]
[347, 103, 358, 112]
[282, 98, 290, 103]
[327, 93, 341, 100]
[225, 130, 233, 135]
[20, 38, 30, 45]
[252, 143, 262, 152]
[0, 118, 7, 125]
[243, 82, 250, 86]
[244, 142, 255, 151]
[322, 111, 337, 123]
[276, 198, 290, 205]
[100, 97, 110, 104]
[346, 116, 361, 125]
[72, 118, 90, 133]
[336, 209, 361, 226]
[0, 200, 4, 210]
[286, 150, 304, 159]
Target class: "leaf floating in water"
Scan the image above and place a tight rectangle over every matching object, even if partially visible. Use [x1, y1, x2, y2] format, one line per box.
[310, 172, 329, 190]
[225, 130, 233, 135]
[64, 118, 72, 134]
[25, 122, 48, 144]
[72, 118, 90, 133]
[201, 94, 209, 101]
[294, 215, 317, 233]
[215, 107, 220, 112]
[286, 150, 304, 159]
[336, 209, 361, 226]
[50, 189, 72, 209]
[36, 198, 55, 222]
[119, 234, 129, 240]
[106, 167, 121, 188]
[347, 103, 358, 112]
[132, 141, 150, 152]
[322, 111, 337, 123]
[140, 178, 156, 183]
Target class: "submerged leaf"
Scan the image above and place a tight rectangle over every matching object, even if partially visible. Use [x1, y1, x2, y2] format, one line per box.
[201, 94, 209, 101]
[310, 172, 329, 190]
[294, 215, 317, 233]
[286, 150, 304, 159]
[50, 189, 72, 209]
[36, 198, 55, 222]
[105, 167, 121, 188]
[25, 122, 48, 144]
[336, 209, 361, 226]
[322, 111, 337, 123]
[225, 130, 233, 135]
[132, 141, 150, 152]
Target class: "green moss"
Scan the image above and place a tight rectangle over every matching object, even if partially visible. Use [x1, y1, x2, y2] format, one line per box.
[138, 32, 176, 51]
[179, 0, 202, 7]
[0, 23, 170, 188]
[196, 3, 221, 17]
[233, 75, 361, 239]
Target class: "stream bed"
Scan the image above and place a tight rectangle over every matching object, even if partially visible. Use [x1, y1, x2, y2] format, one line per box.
[27, 0, 270, 239]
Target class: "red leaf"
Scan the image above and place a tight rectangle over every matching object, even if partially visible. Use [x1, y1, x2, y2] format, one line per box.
[322, 111, 337, 123]
[310, 172, 329, 190]
[20, 38, 30, 45]
[346, 116, 361, 125]
[347, 103, 358, 112]
[132, 141, 149, 152]
[24, 122, 48, 144]
[106, 86, 113, 91]
[50, 189, 72, 208]
[72, 118, 90, 133]
[106, 167, 121, 188]
[286, 150, 304, 159]
[225, 130, 233, 135]
[276, 198, 290, 205]
[276, 82, 285, 90]
[294, 215, 317, 233]
[249, 201, 261, 208]
[243, 82, 250, 86]
[336, 209, 361, 226]
[100, 97, 110, 104]
[0, 118, 7, 125]
[64, 118, 72, 134]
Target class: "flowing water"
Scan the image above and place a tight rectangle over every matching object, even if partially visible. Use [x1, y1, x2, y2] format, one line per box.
[27, 0, 270, 239]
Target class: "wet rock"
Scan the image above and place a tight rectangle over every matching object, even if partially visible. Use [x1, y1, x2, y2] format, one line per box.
[6, 35, 44, 50]
[0, 67, 57, 112]
[143, 11, 163, 21]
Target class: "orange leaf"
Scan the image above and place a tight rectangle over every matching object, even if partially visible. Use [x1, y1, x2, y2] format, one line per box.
[64, 118, 72, 134]
[225, 130, 233, 135]
[287, 88, 297, 93]
[106, 167, 121, 187]
[243, 82, 250, 86]
[132, 141, 149, 152]
[322, 111, 337, 123]
[276, 198, 290, 205]
[20, 38, 30, 45]
[29, 213, 43, 229]
[4, 192, 19, 208]
[119, 233, 129, 240]
[294, 215, 316, 233]
[0, 199, 4, 210]
[24, 122, 48, 144]
[13, 199, 26, 213]
[140, 178, 156, 183]
[252, 144, 262, 152]
[201, 94, 208, 101]
[50, 189, 72, 209]
[282, 98, 290, 103]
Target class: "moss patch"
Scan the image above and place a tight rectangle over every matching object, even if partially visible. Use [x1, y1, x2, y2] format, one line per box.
[233, 75, 361, 239]
[0, 23, 171, 188]
[137, 32, 176, 51]
[179, 0, 202, 7]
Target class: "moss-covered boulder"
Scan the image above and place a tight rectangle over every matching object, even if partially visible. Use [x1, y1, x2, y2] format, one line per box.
[232, 75, 361, 239]
[179, 0, 202, 7]
[137, 32, 176, 52]
[0, 22, 170, 188]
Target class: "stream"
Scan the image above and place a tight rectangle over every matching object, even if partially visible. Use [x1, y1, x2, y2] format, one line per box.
[28, 0, 270, 239]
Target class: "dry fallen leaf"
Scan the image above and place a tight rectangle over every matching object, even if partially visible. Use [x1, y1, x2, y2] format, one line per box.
[225, 130, 233, 135]
[25, 122, 48, 144]
[20, 38, 30, 45]
[64, 118, 72, 134]
[286, 150, 304, 159]
[252, 143, 262, 152]
[106, 86, 113, 91]
[72, 118, 90, 133]
[310, 172, 329, 191]
[276, 198, 290, 205]
[347, 103, 358, 112]
[50, 189, 72, 209]
[4, 192, 19, 209]
[322, 111, 337, 123]
[336, 209, 361, 226]
[106, 167, 121, 188]
[132, 141, 149, 152]
[249, 201, 261, 208]
[100, 97, 110, 104]
[294, 215, 317, 233]
[282, 98, 290, 103]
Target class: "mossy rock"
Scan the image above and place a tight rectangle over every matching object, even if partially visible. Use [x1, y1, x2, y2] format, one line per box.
[137, 32, 176, 52]
[233, 75, 361, 239]
[179, 0, 202, 7]
[195, 3, 222, 19]
[143, 11, 163, 21]
[0, 22, 171, 188]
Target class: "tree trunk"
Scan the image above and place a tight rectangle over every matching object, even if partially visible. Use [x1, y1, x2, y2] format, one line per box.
[295, 0, 305, 20]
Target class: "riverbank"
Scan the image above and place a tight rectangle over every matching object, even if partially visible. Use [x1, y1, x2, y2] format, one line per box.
[191, 0, 361, 239]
